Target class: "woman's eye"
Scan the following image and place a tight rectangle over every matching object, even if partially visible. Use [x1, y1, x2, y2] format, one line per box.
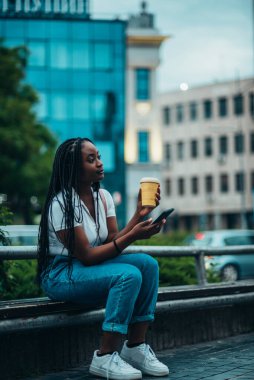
[97, 154, 101, 160]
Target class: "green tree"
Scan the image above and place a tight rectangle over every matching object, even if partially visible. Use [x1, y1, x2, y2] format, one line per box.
[135, 233, 197, 286]
[0, 41, 57, 223]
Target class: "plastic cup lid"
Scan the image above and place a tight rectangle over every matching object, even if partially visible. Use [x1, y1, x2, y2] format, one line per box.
[140, 177, 160, 184]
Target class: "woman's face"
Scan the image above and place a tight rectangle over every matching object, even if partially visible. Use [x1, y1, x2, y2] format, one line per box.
[80, 141, 104, 184]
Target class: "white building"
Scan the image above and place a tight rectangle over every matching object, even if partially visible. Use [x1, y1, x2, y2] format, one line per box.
[159, 78, 254, 231]
[125, 2, 168, 220]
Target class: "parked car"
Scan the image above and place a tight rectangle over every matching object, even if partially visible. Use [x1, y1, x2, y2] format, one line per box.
[187, 230, 254, 282]
[0, 225, 39, 246]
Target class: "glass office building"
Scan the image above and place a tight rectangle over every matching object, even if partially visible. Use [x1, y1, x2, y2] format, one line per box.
[0, 1, 126, 225]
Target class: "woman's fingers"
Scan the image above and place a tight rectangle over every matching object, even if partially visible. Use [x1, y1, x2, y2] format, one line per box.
[150, 218, 166, 234]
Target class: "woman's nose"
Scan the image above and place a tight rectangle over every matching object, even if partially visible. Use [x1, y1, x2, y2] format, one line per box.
[97, 158, 103, 167]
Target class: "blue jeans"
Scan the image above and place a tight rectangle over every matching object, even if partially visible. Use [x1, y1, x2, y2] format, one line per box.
[41, 253, 159, 335]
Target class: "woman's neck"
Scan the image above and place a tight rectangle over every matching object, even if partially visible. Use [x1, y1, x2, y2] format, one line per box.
[77, 183, 93, 198]
[78, 185, 96, 221]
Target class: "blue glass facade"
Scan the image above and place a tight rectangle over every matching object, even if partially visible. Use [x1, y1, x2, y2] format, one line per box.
[135, 68, 150, 100]
[138, 131, 149, 162]
[0, 18, 126, 226]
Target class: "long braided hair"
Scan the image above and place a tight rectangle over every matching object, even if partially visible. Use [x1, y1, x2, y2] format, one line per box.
[37, 137, 100, 281]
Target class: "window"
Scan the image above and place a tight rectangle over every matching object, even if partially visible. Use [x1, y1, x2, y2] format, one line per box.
[72, 42, 90, 69]
[178, 178, 185, 196]
[94, 43, 112, 69]
[220, 174, 229, 193]
[250, 93, 254, 117]
[191, 139, 198, 158]
[234, 133, 244, 154]
[177, 141, 184, 160]
[219, 136, 228, 155]
[28, 41, 46, 67]
[163, 106, 170, 125]
[233, 94, 244, 115]
[235, 172, 245, 192]
[138, 131, 149, 162]
[96, 142, 115, 172]
[50, 93, 69, 120]
[251, 171, 254, 192]
[35, 92, 48, 119]
[176, 104, 184, 123]
[90, 94, 107, 121]
[218, 97, 227, 117]
[164, 143, 171, 162]
[224, 235, 254, 246]
[250, 133, 254, 153]
[191, 177, 199, 194]
[135, 68, 150, 100]
[49, 42, 70, 68]
[204, 137, 213, 156]
[5, 39, 24, 48]
[189, 102, 197, 120]
[165, 178, 171, 196]
[203, 99, 212, 119]
[205, 175, 213, 193]
[73, 93, 90, 120]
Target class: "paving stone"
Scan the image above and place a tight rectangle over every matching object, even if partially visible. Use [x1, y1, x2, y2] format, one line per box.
[25, 333, 254, 380]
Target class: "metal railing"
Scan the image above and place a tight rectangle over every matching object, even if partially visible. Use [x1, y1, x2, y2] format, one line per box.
[1, 245, 254, 286]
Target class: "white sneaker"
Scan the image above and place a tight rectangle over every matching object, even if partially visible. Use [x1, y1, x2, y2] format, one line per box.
[89, 350, 142, 380]
[120, 341, 169, 377]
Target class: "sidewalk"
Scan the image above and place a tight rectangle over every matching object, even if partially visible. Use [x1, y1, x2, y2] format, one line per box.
[27, 332, 254, 380]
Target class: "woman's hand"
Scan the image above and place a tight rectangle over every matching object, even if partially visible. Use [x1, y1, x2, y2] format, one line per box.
[130, 218, 165, 241]
[136, 186, 161, 218]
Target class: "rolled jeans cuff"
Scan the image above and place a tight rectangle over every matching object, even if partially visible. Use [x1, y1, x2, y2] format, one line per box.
[130, 314, 154, 324]
[102, 322, 128, 335]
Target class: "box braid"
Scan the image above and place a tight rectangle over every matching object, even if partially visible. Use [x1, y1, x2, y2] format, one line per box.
[37, 137, 101, 282]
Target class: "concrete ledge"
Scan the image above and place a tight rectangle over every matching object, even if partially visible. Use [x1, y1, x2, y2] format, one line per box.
[1, 280, 254, 320]
[1, 292, 254, 335]
[1, 283, 254, 379]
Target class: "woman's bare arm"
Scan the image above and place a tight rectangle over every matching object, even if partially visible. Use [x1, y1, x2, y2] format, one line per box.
[105, 187, 161, 243]
[56, 218, 160, 266]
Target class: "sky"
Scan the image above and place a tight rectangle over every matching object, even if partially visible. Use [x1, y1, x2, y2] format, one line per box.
[92, 0, 253, 93]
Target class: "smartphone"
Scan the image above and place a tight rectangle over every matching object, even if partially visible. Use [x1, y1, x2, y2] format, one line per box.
[152, 208, 174, 224]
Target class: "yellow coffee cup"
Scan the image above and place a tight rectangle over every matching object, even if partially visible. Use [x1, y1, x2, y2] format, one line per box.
[140, 177, 160, 207]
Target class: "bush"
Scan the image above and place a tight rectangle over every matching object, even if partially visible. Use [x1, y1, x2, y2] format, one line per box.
[135, 232, 197, 286]
[0, 204, 13, 245]
[0, 205, 42, 300]
[0, 205, 13, 297]
[1, 259, 43, 300]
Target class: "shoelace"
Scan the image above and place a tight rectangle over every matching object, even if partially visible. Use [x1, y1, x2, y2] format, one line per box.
[141, 344, 159, 365]
[106, 352, 133, 380]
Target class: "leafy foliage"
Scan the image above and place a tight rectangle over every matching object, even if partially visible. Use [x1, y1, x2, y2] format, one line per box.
[0, 41, 57, 223]
[0, 205, 14, 296]
[135, 232, 219, 285]
[0, 205, 42, 300]
[0, 204, 13, 245]
[134, 232, 196, 285]
[1, 260, 43, 300]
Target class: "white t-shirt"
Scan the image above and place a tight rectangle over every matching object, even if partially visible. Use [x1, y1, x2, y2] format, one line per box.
[48, 188, 116, 256]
